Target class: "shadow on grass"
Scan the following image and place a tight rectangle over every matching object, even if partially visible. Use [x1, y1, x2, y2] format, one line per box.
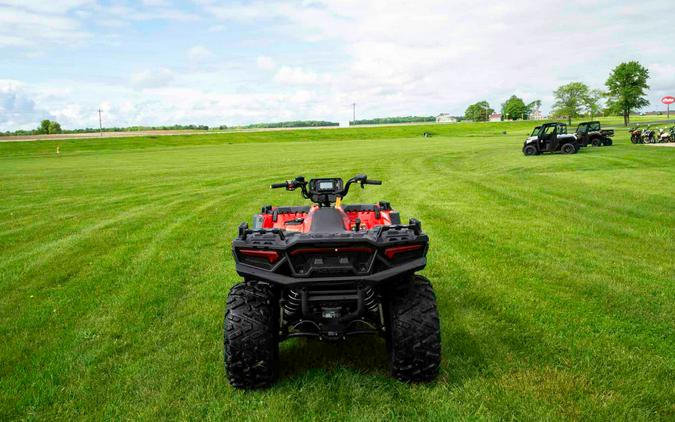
[274, 280, 548, 387]
[278, 335, 389, 382]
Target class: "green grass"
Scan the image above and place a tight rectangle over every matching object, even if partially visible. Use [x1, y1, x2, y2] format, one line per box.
[1, 122, 673, 420]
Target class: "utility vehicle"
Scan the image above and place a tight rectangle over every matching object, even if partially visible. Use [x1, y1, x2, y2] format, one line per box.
[224, 174, 441, 389]
[523, 122, 579, 155]
[575, 121, 614, 147]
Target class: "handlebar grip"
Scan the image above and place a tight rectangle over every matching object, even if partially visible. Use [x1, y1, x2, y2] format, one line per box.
[365, 179, 382, 185]
[271, 182, 287, 189]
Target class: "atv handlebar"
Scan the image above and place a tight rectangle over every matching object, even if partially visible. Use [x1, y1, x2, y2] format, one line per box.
[343, 174, 382, 194]
[270, 174, 381, 205]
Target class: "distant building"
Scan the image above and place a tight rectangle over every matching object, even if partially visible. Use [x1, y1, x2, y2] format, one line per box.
[489, 113, 502, 122]
[529, 109, 546, 120]
[436, 113, 457, 123]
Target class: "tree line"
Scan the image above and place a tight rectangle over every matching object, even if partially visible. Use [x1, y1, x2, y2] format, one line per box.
[352, 116, 436, 125]
[464, 61, 650, 126]
[464, 98, 542, 122]
[235, 120, 338, 129]
[1, 122, 211, 137]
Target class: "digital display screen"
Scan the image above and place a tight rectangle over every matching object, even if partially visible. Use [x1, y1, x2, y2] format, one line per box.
[318, 181, 334, 191]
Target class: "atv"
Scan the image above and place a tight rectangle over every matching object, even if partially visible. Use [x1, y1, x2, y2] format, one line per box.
[224, 174, 441, 389]
[575, 121, 614, 147]
[523, 122, 579, 155]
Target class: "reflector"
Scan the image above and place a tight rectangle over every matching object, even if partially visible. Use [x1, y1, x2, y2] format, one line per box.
[239, 249, 280, 263]
[384, 244, 423, 259]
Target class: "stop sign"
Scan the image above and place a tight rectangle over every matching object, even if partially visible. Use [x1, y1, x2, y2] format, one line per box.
[662, 96, 675, 105]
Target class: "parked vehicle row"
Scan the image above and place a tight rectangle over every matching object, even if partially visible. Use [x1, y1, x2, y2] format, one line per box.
[522, 121, 614, 155]
[629, 124, 675, 144]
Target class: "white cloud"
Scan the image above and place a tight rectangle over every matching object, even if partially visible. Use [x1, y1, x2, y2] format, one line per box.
[648, 64, 675, 91]
[130, 68, 175, 90]
[0, 0, 199, 49]
[0, 5, 89, 47]
[0, 80, 53, 130]
[274, 66, 331, 85]
[197, 0, 675, 116]
[142, 0, 169, 5]
[0, 0, 95, 15]
[188, 45, 215, 62]
[257, 56, 277, 70]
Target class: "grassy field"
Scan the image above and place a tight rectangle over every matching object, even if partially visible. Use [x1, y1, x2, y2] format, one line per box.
[1, 122, 673, 420]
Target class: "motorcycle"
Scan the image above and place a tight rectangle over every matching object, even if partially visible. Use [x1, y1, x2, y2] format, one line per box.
[656, 127, 672, 143]
[641, 125, 656, 144]
[668, 125, 675, 142]
[630, 124, 642, 144]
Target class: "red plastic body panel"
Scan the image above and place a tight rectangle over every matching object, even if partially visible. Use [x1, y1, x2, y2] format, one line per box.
[259, 204, 396, 233]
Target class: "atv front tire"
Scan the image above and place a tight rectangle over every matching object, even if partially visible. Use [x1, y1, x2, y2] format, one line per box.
[603, 138, 613, 146]
[224, 281, 279, 389]
[386, 275, 441, 382]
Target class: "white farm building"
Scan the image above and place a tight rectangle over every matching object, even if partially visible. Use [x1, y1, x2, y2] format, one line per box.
[436, 113, 457, 123]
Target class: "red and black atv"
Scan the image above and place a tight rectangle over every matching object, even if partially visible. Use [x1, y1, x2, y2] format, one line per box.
[224, 174, 441, 388]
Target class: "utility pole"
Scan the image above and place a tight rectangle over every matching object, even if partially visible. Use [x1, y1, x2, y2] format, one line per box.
[352, 103, 356, 124]
[98, 109, 103, 136]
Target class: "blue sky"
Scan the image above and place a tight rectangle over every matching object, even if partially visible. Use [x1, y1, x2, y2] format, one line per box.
[1, 0, 674, 130]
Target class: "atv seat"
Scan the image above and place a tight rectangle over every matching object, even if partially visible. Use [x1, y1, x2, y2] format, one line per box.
[309, 207, 347, 233]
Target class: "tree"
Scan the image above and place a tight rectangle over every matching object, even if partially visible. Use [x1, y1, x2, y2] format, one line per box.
[526, 100, 542, 118]
[464, 101, 493, 121]
[583, 89, 604, 119]
[48, 120, 62, 134]
[36, 119, 62, 134]
[501, 95, 528, 120]
[37, 120, 51, 134]
[605, 61, 650, 126]
[552, 82, 590, 125]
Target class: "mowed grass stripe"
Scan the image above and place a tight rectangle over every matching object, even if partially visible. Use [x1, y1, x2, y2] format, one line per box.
[2, 189, 240, 417]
